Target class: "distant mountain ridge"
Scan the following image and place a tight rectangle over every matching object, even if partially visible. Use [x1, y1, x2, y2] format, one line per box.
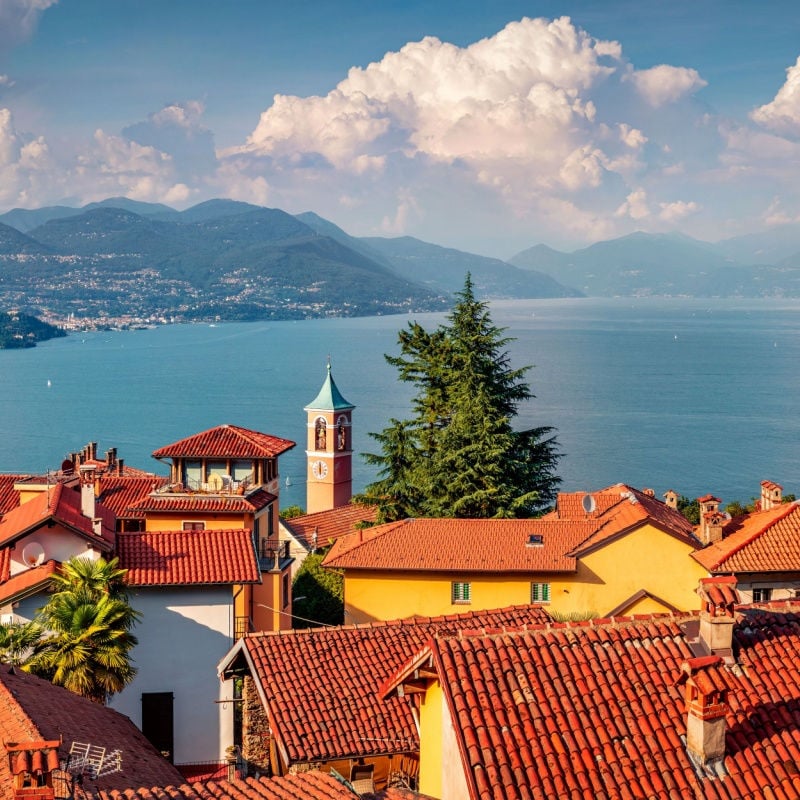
[510, 229, 800, 297]
[0, 198, 576, 324]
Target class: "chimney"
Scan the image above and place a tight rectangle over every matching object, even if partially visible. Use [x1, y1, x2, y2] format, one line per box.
[676, 655, 728, 765]
[697, 576, 739, 664]
[663, 490, 679, 510]
[697, 494, 724, 545]
[642, 487, 655, 498]
[117, 458, 125, 476]
[5, 740, 61, 800]
[79, 464, 97, 520]
[93, 518, 103, 536]
[760, 480, 782, 511]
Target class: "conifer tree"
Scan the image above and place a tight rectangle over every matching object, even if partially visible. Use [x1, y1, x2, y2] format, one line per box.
[358, 274, 560, 520]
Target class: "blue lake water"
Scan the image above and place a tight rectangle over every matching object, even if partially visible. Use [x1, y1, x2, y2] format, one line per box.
[1, 297, 800, 509]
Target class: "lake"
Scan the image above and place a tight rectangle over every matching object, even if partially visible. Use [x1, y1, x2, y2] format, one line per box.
[1, 297, 799, 509]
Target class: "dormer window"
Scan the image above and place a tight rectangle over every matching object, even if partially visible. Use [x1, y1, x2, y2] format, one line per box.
[527, 533, 544, 547]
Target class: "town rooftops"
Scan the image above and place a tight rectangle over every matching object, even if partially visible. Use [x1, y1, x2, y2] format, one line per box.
[116, 528, 260, 587]
[151, 424, 295, 460]
[96, 475, 169, 519]
[693, 500, 800, 573]
[218, 605, 551, 767]
[0, 665, 183, 800]
[323, 484, 696, 574]
[128, 487, 275, 515]
[0, 476, 24, 516]
[383, 601, 800, 800]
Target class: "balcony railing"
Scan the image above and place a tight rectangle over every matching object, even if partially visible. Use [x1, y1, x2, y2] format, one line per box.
[259, 539, 291, 571]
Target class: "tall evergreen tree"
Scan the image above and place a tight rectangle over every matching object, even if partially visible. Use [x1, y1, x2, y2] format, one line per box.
[358, 274, 560, 520]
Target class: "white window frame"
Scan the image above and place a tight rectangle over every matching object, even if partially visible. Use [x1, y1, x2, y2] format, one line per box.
[451, 582, 471, 604]
[531, 582, 551, 604]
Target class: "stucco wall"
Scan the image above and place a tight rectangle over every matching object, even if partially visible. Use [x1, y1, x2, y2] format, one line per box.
[108, 585, 236, 764]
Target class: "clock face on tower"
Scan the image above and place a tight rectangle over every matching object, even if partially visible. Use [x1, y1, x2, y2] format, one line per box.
[311, 460, 329, 479]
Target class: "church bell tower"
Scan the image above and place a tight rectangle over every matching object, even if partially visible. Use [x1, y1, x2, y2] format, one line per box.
[305, 361, 355, 514]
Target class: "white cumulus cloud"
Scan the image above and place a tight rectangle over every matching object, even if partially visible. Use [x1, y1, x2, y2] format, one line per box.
[627, 64, 707, 108]
[751, 56, 800, 137]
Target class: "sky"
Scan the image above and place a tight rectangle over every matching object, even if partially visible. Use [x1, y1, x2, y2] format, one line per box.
[1, 1, 800, 257]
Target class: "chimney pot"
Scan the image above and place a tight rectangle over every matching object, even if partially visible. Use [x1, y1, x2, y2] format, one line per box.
[760, 480, 782, 511]
[676, 655, 728, 764]
[117, 458, 124, 476]
[663, 490, 679, 510]
[79, 464, 97, 520]
[697, 576, 739, 663]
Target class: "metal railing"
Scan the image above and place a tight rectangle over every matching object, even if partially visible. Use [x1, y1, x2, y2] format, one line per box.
[259, 539, 290, 570]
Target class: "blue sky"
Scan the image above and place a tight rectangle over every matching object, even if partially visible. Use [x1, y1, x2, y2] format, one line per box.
[1, 0, 800, 256]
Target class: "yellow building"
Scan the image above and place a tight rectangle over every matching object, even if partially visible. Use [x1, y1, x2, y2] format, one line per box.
[323, 484, 708, 622]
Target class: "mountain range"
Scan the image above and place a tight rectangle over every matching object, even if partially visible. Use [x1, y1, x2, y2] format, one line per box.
[1, 197, 800, 325]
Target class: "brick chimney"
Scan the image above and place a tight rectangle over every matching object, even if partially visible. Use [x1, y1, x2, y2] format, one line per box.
[760, 480, 782, 511]
[676, 655, 728, 765]
[663, 489, 679, 510]
[5, 739, 61, 800]
[697, 576, 739, 664]
[697, 495, 724, 545]
[79, 464, 96, 520]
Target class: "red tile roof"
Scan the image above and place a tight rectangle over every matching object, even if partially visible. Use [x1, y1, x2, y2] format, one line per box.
[281, 503, 378, 551]
[88, 772, 419, 800]
[0, 665, 183, 800]
[117, 529, 260, 586]
[404, 603, 800, 800]
[97, 475, 169, 518]
[325, 484, 697, 574]
[693, 501, 800, 572]
[152, 425, 295, 459]
[0, 560, 57, 605]
[0, 483, 115, 550]
[219, 605, 551, 766]
[0, 475, 24, 515]
[129, 488, 275, 515]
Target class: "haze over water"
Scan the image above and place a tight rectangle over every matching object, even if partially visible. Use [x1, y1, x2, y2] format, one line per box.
[1, 297, 799, 509]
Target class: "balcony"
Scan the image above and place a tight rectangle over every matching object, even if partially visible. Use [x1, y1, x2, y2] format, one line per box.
[259, 539, 292, 572]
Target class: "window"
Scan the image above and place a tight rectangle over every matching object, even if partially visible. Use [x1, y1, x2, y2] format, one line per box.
[315, 417, 327, 450]
[282, 574, 290, 609]
[183, 460, 202, 490]
[452, 582, 471, 604]
[182, 521, 205, 531]
[752, 587, 772, 603]
[531, 582, 551, 603]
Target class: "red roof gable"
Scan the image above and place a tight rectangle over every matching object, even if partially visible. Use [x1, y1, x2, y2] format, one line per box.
[0, 665, 183, 800]
[117, 528, 260, 586]
[415, 604, 800, 800]
[693, 502, 800, 572]
[0, 483, 115, 550]
[220, 605, 551, 766]
[0, 560, 57, 605]
[152, 425, 295, 459]
[281, 503, 378, 551]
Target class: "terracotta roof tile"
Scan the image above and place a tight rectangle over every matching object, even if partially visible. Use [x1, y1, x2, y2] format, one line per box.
[0, 483, 115, 549]
[281, 503, 378, 551]
[97, 475, 169, 518]
[88, 772, 411, 800]
[411, 603, 800, 800]
[152, 425, 295, 459]
[129, 488, 275, 515]
[0, 476, 24, 515]
[117, 529, 260, 586]
[693, 502, 800, 572]
[325, 485, 697, 575]
[324, 517, 595, 574]
[0, 559, 57, 605]
[0, 665, 183, 800]
[223, 605, 551, 765]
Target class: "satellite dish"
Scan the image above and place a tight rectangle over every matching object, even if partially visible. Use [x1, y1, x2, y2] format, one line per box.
[582, 494, 597, 514]
[22, 541, 45, 567]
[207, 473, 224, 491]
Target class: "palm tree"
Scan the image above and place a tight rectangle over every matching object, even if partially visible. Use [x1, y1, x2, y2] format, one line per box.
[24, 556, 140, 703]
[0, 621, 42, 665]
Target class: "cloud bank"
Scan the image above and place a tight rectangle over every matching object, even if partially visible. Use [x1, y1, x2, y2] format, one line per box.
[3, 14, 800, 253]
